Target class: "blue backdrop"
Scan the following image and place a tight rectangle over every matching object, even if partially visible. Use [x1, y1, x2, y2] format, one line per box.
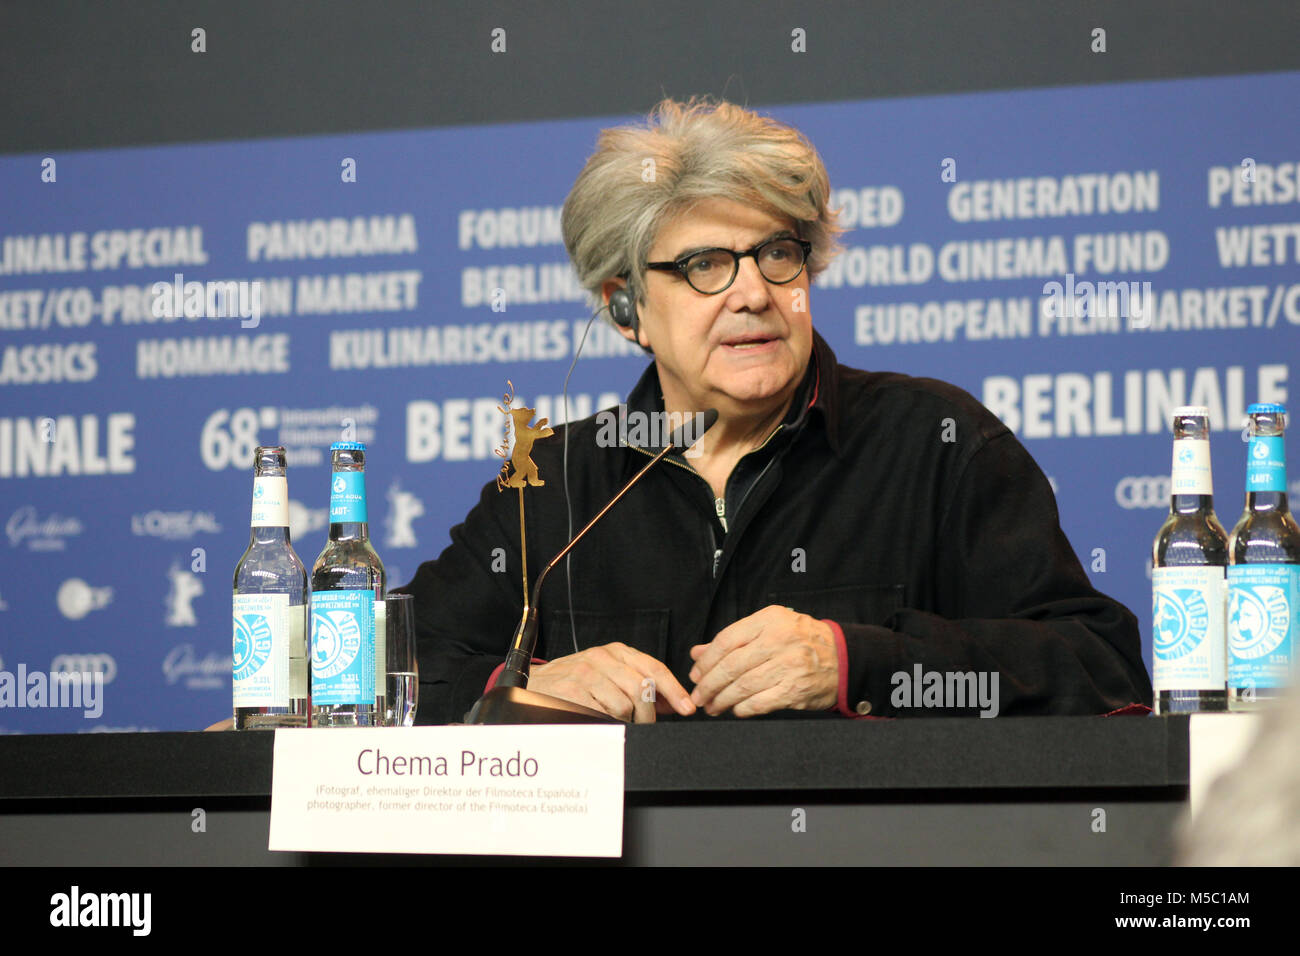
[3, 70, 1299, 731]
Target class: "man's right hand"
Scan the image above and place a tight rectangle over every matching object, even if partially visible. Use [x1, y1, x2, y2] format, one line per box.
[526, 642, 696, 723]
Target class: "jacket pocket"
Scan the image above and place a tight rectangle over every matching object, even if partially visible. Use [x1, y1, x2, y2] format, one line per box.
[540, 607, 671, 662]
[766, 583, 904, 627]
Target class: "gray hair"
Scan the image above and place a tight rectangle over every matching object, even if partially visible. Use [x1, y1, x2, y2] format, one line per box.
[561, 96, 844, 307]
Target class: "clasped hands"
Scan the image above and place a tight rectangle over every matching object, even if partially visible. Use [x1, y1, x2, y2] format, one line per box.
[527, 605, 838, 723]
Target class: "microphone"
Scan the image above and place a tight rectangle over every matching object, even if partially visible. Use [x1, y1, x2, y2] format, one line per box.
[465, 408, 718, 724]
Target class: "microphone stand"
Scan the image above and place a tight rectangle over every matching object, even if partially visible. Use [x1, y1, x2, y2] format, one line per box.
[465, 412, 715, 724]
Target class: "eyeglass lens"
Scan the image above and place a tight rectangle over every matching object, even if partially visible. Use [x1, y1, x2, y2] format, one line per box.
[685, 239, 805, 293]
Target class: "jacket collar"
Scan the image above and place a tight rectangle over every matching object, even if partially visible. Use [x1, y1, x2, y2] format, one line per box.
[622, 328, 844, 459]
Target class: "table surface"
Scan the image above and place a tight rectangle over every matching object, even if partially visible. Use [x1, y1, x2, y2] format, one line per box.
[0, 715, 1189, 801]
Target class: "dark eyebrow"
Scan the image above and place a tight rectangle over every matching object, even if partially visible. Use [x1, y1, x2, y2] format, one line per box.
[670, 229, 796, 261]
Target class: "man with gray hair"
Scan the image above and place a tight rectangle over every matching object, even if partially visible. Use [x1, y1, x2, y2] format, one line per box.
[401, 97, 1152, 724]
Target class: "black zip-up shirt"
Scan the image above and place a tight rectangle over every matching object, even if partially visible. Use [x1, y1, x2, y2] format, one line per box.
[401, 330, 1153, 723]
[666, 339, 817, 576]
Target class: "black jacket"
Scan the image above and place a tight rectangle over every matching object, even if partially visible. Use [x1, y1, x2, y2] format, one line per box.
[401, 330, 1153, 723]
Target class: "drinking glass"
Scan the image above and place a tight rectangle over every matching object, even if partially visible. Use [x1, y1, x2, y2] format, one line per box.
[383, 594, 417, 726]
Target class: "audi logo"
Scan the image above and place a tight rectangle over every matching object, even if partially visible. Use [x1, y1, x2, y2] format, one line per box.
[1115, 475, 1171, 510]
[50, 653, 117, 684]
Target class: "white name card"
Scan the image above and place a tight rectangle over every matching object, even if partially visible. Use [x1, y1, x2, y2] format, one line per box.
[1188, 713, 1262, 816]
[268, 725, 625, 857]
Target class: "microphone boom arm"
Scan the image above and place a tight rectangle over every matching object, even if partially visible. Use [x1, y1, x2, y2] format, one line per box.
[495, 408, 716, 688]
[495, 442, 676, 688]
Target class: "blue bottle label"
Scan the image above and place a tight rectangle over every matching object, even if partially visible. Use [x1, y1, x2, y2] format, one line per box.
[310, 589, 375, 705]
[1227, 564, 1299, 689]
[1245, 436, 1287, 492]
[329, 472, 367, 522]
[233, 592, 289, 707]
[1152, 567, 1226, 690]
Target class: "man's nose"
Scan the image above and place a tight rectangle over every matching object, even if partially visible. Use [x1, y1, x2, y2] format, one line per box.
[728, 254, 772, 303]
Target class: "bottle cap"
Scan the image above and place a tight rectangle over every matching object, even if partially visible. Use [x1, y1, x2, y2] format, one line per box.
[330, 441, 367, 451]
[1173, 405, 1211, 418]
[1246, 403, 1286, 415]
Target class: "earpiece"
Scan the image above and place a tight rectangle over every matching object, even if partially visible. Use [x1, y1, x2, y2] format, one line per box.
[608, 285, 654, 356]
[608, 286, 638, 334]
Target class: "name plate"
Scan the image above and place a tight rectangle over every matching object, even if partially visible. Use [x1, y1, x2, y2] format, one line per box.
[268, 725, 625, 857]
[1188, 713, 1262, 815]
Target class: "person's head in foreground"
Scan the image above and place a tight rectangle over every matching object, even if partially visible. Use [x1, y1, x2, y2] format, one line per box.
[1178, 688, 1300, 865]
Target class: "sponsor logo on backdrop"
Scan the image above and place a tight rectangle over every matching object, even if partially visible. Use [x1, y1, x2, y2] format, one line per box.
[1115, 475, 1170, 510]
[164, 562, 203, 627]
[56, 579, 113, 620]
[7, 506, 84, 551]
[289, 499, 329, 545]
[50, 652, 117, 684]
[385, 480, 424, 548]
[130, 510, 222, 539]
[162, 644, 228, 690]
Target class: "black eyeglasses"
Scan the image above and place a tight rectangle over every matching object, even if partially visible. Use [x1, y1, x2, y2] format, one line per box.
[645, 237, 812, 295]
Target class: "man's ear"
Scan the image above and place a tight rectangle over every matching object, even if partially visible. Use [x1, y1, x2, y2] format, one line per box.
[599, 278, 626, 330]
[601, 278, 654, 355]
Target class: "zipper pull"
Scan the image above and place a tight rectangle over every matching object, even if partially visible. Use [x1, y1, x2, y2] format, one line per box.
[714, 496, 727, 533]
[712, 548, 723, 578]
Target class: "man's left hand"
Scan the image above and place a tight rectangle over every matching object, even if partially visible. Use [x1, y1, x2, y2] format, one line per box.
[688, 606, 838, 717]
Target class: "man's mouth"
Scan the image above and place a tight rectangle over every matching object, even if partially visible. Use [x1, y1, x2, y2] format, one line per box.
[722, 334, 779, 350]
